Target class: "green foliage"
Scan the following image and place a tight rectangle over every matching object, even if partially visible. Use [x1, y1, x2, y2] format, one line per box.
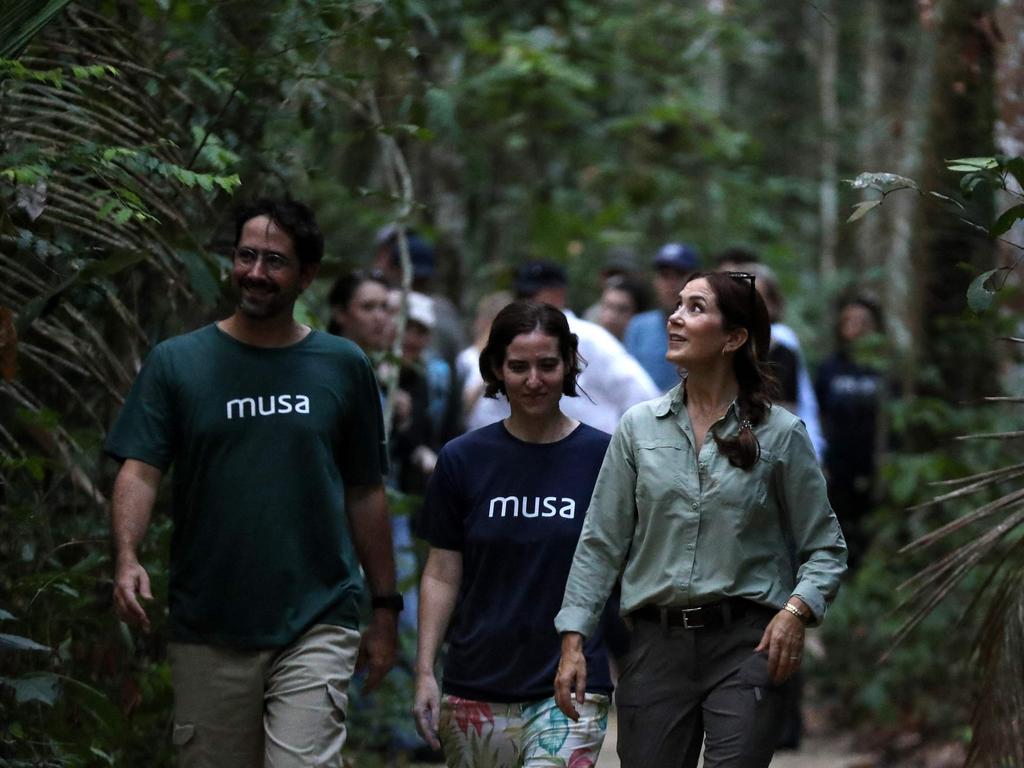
[0, 0, 74, 59]
[847, 154, 1024, 316]
[816, 396, 1011, 737]
[5, 0, 1017, 764]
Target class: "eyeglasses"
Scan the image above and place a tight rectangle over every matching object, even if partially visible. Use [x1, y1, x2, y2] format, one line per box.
[726, 271, 757, 302]
[234, 247, 292, 272]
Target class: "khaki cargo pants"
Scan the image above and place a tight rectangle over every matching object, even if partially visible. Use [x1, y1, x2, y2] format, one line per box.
[168, 624, 361, 768]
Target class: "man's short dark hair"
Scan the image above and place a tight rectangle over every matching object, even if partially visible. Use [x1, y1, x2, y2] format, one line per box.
[514, 261, 568, 299]
[233, 198, 324, 265]
[712, 246, 760, 268]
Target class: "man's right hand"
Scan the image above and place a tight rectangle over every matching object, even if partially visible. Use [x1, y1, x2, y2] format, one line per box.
[113, 555, 152, 631]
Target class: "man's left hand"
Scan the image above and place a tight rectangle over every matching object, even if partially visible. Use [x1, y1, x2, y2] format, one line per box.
[356, 609, 398, 692]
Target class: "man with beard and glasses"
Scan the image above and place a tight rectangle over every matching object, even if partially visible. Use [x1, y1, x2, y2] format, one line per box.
[105, 198, 400, 768]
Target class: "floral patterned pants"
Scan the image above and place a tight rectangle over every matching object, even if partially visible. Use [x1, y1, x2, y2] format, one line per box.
[438, 693, 609, 768]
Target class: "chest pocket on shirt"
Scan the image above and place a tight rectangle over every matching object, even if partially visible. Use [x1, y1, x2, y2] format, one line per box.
[710, 455, 774, 528]
[634, 439, 688, 511]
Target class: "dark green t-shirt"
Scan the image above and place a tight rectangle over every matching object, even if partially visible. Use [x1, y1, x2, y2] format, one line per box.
[105, 324, 388, 648]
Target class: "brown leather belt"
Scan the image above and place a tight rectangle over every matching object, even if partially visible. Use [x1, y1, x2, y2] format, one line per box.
[632, 599, 758, 630]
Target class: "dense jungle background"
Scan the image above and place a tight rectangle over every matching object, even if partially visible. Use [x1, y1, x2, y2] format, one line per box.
[2, 1, 1024, 766]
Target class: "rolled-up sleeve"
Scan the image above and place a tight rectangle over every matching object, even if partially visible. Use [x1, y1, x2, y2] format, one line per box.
[555, 417, 639, 638]
[776, 421, 847, 624]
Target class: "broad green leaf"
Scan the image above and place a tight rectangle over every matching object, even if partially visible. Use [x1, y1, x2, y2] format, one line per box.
[947, 156, 999, 172]
[0, 673, 61, 706]
[989, 204, 1024, 237]
[0, 632, 51, 652]
[847, 199, 882, 223]
[966, 268, 1000, 313]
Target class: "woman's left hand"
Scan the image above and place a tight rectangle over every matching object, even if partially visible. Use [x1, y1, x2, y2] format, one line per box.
[754, 605, 806, 685]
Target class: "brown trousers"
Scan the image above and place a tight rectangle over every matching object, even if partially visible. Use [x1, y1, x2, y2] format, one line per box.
[614, 606, 790, 768]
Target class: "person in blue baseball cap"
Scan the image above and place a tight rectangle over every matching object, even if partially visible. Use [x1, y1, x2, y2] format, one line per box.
[624, 242, 701, 391]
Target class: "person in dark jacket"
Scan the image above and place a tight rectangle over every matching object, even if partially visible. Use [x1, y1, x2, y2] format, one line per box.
[815, 295, 887, 570]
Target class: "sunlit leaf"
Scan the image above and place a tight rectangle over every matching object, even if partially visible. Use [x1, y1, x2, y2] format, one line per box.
[846, 172, 918, 191]
[0, 632, 51, 652]
[0, 673, 61, 705]
[966, 268, 1001, 312]
[947, 156, 999, 172]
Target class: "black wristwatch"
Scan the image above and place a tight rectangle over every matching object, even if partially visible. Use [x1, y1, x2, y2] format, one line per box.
[371, 593, 404, 612]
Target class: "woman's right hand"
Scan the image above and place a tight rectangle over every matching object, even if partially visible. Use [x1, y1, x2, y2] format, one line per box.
[413, 672, 443, 751]
[553, 632, 588, 721]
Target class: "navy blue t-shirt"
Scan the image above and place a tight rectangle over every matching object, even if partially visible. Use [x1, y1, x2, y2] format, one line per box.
[418, 421, 616, 702]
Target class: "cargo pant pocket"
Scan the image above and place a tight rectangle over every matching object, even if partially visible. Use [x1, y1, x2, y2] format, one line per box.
[734, 652, 788, 765]
[326, 681, 349, 723]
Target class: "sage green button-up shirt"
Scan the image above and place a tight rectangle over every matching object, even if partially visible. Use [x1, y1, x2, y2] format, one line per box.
[555, 386, 847, 639]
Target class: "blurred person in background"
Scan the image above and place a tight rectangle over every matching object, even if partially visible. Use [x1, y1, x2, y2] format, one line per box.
[815, 295, 888, 570]
[597, 273, 650, 341]
[374, 226, 466, 372]
[331, 275, 448, 761]
[583, 247, 640, 324]
[327, 269, 391, 355]
[385, 289, 447, 493]
[625, 242, 701, 392]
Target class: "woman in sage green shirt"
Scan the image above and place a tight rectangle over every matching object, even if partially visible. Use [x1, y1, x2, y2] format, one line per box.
[554, 271, 847, 768]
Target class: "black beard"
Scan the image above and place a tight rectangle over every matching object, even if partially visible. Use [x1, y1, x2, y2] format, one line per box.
[240, 279, 277, 294]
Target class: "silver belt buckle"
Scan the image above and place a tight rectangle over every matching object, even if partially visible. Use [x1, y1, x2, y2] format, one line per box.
[681, 606, 705, 629]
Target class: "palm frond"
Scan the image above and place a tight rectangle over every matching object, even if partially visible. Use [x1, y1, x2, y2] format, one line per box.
[0, 5, 233, 512]
[889, 385, 1024, 765]
[0, 0, 73, 59]
[965, 555, 1024, 767]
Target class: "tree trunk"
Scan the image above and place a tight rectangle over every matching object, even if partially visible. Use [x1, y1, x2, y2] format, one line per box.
[817, 0, 839, 277]
[916, 0, 998, 402]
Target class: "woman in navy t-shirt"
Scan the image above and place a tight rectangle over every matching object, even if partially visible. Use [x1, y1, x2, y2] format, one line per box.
[413, 301, 618, 767]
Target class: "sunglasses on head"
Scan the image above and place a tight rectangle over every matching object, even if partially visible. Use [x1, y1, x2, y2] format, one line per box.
[726, 271, 757, 301]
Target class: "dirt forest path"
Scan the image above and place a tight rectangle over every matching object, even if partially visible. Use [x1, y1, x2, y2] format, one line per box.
[595, 707, 875, 767]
